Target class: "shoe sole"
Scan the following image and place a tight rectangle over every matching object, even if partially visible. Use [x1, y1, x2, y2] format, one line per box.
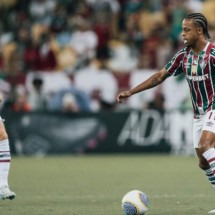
[7, 195, 16, 200]
[0, 194, 16, 200]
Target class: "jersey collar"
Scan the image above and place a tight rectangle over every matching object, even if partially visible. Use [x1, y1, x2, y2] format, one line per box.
[190, 41, 210, 56]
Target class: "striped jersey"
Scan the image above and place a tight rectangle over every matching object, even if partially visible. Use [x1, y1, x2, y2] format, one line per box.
[165, 42, 215, 118]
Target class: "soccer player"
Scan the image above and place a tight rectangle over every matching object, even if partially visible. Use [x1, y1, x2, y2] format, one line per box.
[117, 13, 215, 213]
[0, 93, 16, 200]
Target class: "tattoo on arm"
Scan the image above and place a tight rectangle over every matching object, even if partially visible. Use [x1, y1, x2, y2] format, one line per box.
[151, 77, 159, 87]
[150, 72, 169, 87]
[150, 73, 163, 87]
[131, 70, 169, 95]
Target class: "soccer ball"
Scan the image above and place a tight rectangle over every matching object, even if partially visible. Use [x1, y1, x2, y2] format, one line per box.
[121, 190, 149, 215]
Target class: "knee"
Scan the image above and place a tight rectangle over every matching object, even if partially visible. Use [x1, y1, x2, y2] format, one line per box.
[0, 130, 8, 141]
[198, 138, 213, 153]
[0, 122, 8, 140]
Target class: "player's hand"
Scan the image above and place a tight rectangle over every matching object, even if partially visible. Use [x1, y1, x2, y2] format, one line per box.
[117, 90, 132, 103]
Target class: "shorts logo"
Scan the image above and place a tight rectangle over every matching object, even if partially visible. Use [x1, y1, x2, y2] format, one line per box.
[206, 121, 214, 127]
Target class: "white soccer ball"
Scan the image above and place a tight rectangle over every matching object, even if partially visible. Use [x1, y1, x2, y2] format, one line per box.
[121, 190, 149, 215]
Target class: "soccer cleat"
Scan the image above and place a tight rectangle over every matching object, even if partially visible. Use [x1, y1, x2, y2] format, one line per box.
[0, 186, 16, 200]
[208, 209, 215, 214]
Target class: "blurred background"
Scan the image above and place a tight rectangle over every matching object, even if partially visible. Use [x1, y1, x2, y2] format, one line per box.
[0, 0, 214, 156]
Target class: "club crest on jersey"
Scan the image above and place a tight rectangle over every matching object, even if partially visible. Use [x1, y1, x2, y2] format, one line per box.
[200, 60, 207, 69]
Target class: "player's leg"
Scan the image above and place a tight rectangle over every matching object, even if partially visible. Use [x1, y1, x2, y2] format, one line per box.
[193, 112, 215, 187]
[196, 110, 215, 187]
[0, 118, 16, 200]
[199, 130, 215, 174]
[195, 111, 215, 214]
[200, 133, 215, 214]
[196, 147, 215, 187]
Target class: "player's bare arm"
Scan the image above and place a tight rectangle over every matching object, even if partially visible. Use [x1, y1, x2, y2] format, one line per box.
[0, 92, 3, 103]
[117, 68, 170, 103]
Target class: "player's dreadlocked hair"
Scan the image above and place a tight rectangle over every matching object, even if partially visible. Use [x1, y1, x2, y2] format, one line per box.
[185, 13, 211, 39]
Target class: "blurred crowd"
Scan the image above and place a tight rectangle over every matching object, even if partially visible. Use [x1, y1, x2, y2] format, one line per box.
[0, 0, 215, 113]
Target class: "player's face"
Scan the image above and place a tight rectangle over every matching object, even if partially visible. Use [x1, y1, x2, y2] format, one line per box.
[181, 19, 200, 47]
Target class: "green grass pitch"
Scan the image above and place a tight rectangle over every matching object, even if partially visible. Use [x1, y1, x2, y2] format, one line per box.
[2, 154, 215, 215]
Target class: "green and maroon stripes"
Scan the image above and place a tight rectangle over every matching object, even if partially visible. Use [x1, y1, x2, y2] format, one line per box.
[165, 49, 186, 76]
[210, 48, 215, 111]
[204, 168, 215, 187]
[204, 168, 215, 186]
[208, 157, 215, 172]
[0, 151, 11, 163]
[165, 42, 215, 116]
[203, 148, 215, 188]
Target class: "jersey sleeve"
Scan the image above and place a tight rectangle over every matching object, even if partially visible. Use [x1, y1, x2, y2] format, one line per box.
[211, 47, 215, 66]
[164, 49, 186, 76]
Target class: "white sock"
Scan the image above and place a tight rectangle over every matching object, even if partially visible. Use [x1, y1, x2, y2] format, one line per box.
[203, 148, 215, 170]
[0, 139, 11, 188]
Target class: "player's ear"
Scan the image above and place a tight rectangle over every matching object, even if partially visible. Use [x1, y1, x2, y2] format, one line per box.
[197, 26, 203, 35]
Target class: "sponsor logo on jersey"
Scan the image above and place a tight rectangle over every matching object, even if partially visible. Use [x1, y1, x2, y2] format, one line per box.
[186, 74, 209, 81]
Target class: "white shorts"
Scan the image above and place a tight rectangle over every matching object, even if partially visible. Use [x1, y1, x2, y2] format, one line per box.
[193, 110, 215, 148]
